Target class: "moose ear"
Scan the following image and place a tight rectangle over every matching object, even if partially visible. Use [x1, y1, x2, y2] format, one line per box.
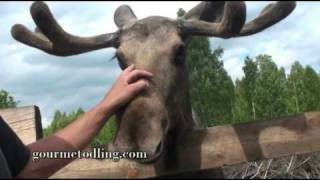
[114, 5, 137, 28]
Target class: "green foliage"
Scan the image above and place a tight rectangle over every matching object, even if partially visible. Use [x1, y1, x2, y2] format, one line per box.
[303, 66, 320, 111]
[233, 55, 320, 123]
[90, 117, 116, 147]
[233, 79, 251, 123]
[186, 36, 235, 127]
[287, 62, 306, 113]
[286, 62, 320, 113]
[43, 108, 84, 137]
[178, 4, 319, 126]
[43, 108, 116, 147]
[0, 89, 18, 109]
[242, 56, 258, 120]
[254, 55, 288, 119]
[177, 8, 186, 18]
[234, 55, 290, 121]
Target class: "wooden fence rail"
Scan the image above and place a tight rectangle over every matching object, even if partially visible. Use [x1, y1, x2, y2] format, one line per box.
[1, 106, 320, 178]
[0, 105, 42, 145]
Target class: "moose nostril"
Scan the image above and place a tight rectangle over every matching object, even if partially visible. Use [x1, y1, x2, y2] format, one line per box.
[155, 141, 162, 153]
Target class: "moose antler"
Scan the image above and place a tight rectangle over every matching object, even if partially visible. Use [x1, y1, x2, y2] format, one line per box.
[180, 1, 296, 38]
[11, 1, 119, 56]
[12, 1, 296, 56]
[238, 2, 296, 37]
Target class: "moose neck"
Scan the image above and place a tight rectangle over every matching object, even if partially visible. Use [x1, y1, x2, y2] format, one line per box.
[165, 64, 195, 136]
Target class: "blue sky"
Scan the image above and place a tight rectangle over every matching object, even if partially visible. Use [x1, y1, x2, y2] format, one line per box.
[0, 1, 319, 127]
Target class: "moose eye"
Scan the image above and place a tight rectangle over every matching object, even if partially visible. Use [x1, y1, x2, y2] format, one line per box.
[174, 44, 186, 66]
[116, 51, 127, 70]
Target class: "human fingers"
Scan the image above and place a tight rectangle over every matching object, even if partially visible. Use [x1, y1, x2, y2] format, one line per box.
[127, 69, 153, 84]
[123, 64, 135, 74]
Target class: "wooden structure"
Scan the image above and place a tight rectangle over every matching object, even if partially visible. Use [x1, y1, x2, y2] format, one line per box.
[0, 106, 42, 145]
[1, 106, 320, 178]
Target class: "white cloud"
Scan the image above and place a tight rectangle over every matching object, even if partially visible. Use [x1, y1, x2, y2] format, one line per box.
[224, 57, 245, 82]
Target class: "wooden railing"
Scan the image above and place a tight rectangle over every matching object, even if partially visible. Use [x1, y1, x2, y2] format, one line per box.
[0, 106, 42, 144]
[1, 106, 320, 178]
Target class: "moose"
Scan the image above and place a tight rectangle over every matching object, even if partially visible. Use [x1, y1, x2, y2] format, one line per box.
[11, 0, 296, 172]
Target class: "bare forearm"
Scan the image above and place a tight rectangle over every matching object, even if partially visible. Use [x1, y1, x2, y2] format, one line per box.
[17, 103, 112, 178]
[16, 65, 152, 178]
[54, 103, 112, 150]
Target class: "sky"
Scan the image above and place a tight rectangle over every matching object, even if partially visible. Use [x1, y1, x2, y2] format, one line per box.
[0, 1, 319, 127]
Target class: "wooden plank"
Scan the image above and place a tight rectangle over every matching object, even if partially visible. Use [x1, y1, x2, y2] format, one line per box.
[51, 112, 320, 179]
[0, 106, 43, 145]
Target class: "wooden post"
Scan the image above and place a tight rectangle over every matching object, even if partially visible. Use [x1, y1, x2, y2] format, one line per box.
[0, 106, 43, 145]
[51, 112, 320, 178]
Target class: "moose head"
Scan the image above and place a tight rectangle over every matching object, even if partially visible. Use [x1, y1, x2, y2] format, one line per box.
[11, 1, 296, 163]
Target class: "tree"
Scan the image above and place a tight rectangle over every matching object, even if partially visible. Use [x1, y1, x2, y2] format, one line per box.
[91, 117, 116, 147]
[242, 56, 258, 120]
[286, 62, 307, 113]
[254, 55, 287, 119]
[233, 79, 251, 123]
[43, 108, 116, 147]
[303, 65, 320, 111]
[279, 67, 289, 115]
[0, 89, 18, 109]
[43, 108, 84, 137]
[187, 37, 235, 126]
[177, 8, 186, 18]
[178, 8, 237, 127]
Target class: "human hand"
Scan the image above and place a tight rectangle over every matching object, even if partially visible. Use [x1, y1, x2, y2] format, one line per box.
[97, 64, 153, 117]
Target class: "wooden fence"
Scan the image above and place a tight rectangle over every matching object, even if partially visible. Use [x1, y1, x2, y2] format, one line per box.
[0, 106, 42, 144]
[1, 106, 320, 178]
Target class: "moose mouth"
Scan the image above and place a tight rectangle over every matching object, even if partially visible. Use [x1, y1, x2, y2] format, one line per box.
[112, 96, 169, 163]
[112, 119, 167, 163]
[138, 137, 165, 163]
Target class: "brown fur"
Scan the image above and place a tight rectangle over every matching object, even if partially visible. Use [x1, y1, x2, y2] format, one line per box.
[113, 17, 194, 162]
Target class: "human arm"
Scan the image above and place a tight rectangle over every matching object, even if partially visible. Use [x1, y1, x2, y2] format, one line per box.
[16, 64, 152, 178]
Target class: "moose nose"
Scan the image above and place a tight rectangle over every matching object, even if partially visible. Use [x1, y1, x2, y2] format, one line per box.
[113, 93, 168, 163]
